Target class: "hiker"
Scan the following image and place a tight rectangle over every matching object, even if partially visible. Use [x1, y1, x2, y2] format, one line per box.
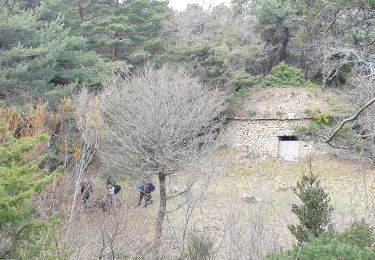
[107, 183, 115, 201]
[80, 180, 93, 208]
[137, 181, 155, 207]
[105, 181, 122, 210]
[113, 182, 121, 195]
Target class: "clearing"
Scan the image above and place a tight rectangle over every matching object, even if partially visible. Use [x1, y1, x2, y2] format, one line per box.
[63, 154, 375, 259]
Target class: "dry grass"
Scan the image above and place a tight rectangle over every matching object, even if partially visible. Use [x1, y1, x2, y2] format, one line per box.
[233, 87, 353, 118]
[165, 154, 375, 258]
[56, 154, 375, 259]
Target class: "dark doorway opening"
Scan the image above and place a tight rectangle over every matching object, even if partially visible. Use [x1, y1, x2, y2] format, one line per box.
[279, 135, 300, 162]
[278, 135, 298, 141]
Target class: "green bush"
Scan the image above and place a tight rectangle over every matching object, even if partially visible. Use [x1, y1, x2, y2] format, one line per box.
[268, 221, 375, 260]
[128, 51, 150, 64]
[295, 111, 335, 141]
[305, 80, 320, 89]
[288, 166, 333, 245]
[229, 72, 256, 91]
[311, 112, 335, 127]
[247, 109, 257, 117]
[262, 62, 306, 87]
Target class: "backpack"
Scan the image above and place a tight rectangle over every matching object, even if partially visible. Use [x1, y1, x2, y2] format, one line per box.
[114, 184, 121, 194]
[137, 183, 144, 191]
[146, 182, 155, 192]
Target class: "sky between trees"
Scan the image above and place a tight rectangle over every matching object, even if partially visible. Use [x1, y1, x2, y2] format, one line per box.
[168, 0, 230, 11]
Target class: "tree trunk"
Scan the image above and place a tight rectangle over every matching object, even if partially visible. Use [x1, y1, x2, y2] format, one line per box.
[300, 50, 309, 80]
[304, 63, 309, 80]
[78, 1, 84, 21]
[278, 26, 289, 63]
[111, 32, 119, 60]
[154, 172, 167, 257]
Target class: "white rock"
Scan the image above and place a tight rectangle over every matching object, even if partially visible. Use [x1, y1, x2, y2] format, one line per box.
[241, 192, 262, 203]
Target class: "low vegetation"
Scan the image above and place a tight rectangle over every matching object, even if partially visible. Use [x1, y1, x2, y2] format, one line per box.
[288, 163, 334, 245]
[268, 222, 375, 259]
[262, 62, 307, 87]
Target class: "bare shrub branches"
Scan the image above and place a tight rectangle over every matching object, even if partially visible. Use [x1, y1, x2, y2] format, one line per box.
[100, 65, 227, 177]
[162, 4, 260, 46]
[319, 46, 375, 84]
[322, 97, 375, 143]
[68, 88, 103, 221]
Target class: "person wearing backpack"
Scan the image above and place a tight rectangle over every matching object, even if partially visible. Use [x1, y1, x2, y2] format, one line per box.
[80, 180, 93, 208]
[106, 181, 121, 211]
[137, 181, 155, 207]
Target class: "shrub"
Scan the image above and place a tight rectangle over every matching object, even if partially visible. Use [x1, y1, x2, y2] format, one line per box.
[276, 111, 285, 118]
[311, 112, 335, 127]
[262, 62, 305, 87]
[305, 80, 320, 89]
[128, 51, 150, 64]
[288, 161, 333, 245]
[295, 111, 335, 141]
[268, 221, 375, 259]
[247, 109, 257, 117]
[229, 72, 256, 91]
[185, 233, 215, 260]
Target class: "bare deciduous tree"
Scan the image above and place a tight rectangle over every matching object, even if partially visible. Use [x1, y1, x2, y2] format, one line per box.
[68, 89, 102, 221]
[312, 43, 375, 158]
[99, 66, 227, 254]
[162, 4, 260, 46]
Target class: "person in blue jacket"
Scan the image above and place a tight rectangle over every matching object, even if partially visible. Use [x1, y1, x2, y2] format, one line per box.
[137, 181, 155, 207]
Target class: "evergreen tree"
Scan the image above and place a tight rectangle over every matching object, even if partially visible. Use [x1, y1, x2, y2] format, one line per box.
[81, 0, 170, 64]
[288, 159, 334, 245]
[269, 222, 375, 259]
[0, 6, 121, 104]
[0, 133, 61, 258]
[252, 0, 292, 72]
[40, 0, 170, 65]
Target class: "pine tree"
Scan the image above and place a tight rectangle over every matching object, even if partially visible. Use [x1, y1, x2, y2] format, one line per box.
[0, 133, 61, 258]
[288, 158, 334, 245]
[40, 0, 170, 65]
[79, 0, 170, 64]
[0, 6, 121, 104]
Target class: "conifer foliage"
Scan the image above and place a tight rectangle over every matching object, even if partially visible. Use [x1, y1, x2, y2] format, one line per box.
[0, 6, 119, 103]
[40, 0, 170, 64]
[288, 158, 334, 245]
[0, 134, 61, 259]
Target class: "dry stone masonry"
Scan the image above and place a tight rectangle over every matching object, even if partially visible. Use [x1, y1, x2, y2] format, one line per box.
[227, 87, 346, 161]
[226, 118, 316, 161]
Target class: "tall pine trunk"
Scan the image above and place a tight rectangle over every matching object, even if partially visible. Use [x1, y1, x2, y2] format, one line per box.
[78, 1, 84, 21]
[154, 172, 166, 256]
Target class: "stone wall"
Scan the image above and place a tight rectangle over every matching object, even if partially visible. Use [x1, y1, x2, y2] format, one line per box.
[225, 118, 316, 159]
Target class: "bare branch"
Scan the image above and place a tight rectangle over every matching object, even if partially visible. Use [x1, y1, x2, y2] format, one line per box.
[99, 65, 227, 253]
[100, 65, 227, 177]
[322, 97, 375, 143]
